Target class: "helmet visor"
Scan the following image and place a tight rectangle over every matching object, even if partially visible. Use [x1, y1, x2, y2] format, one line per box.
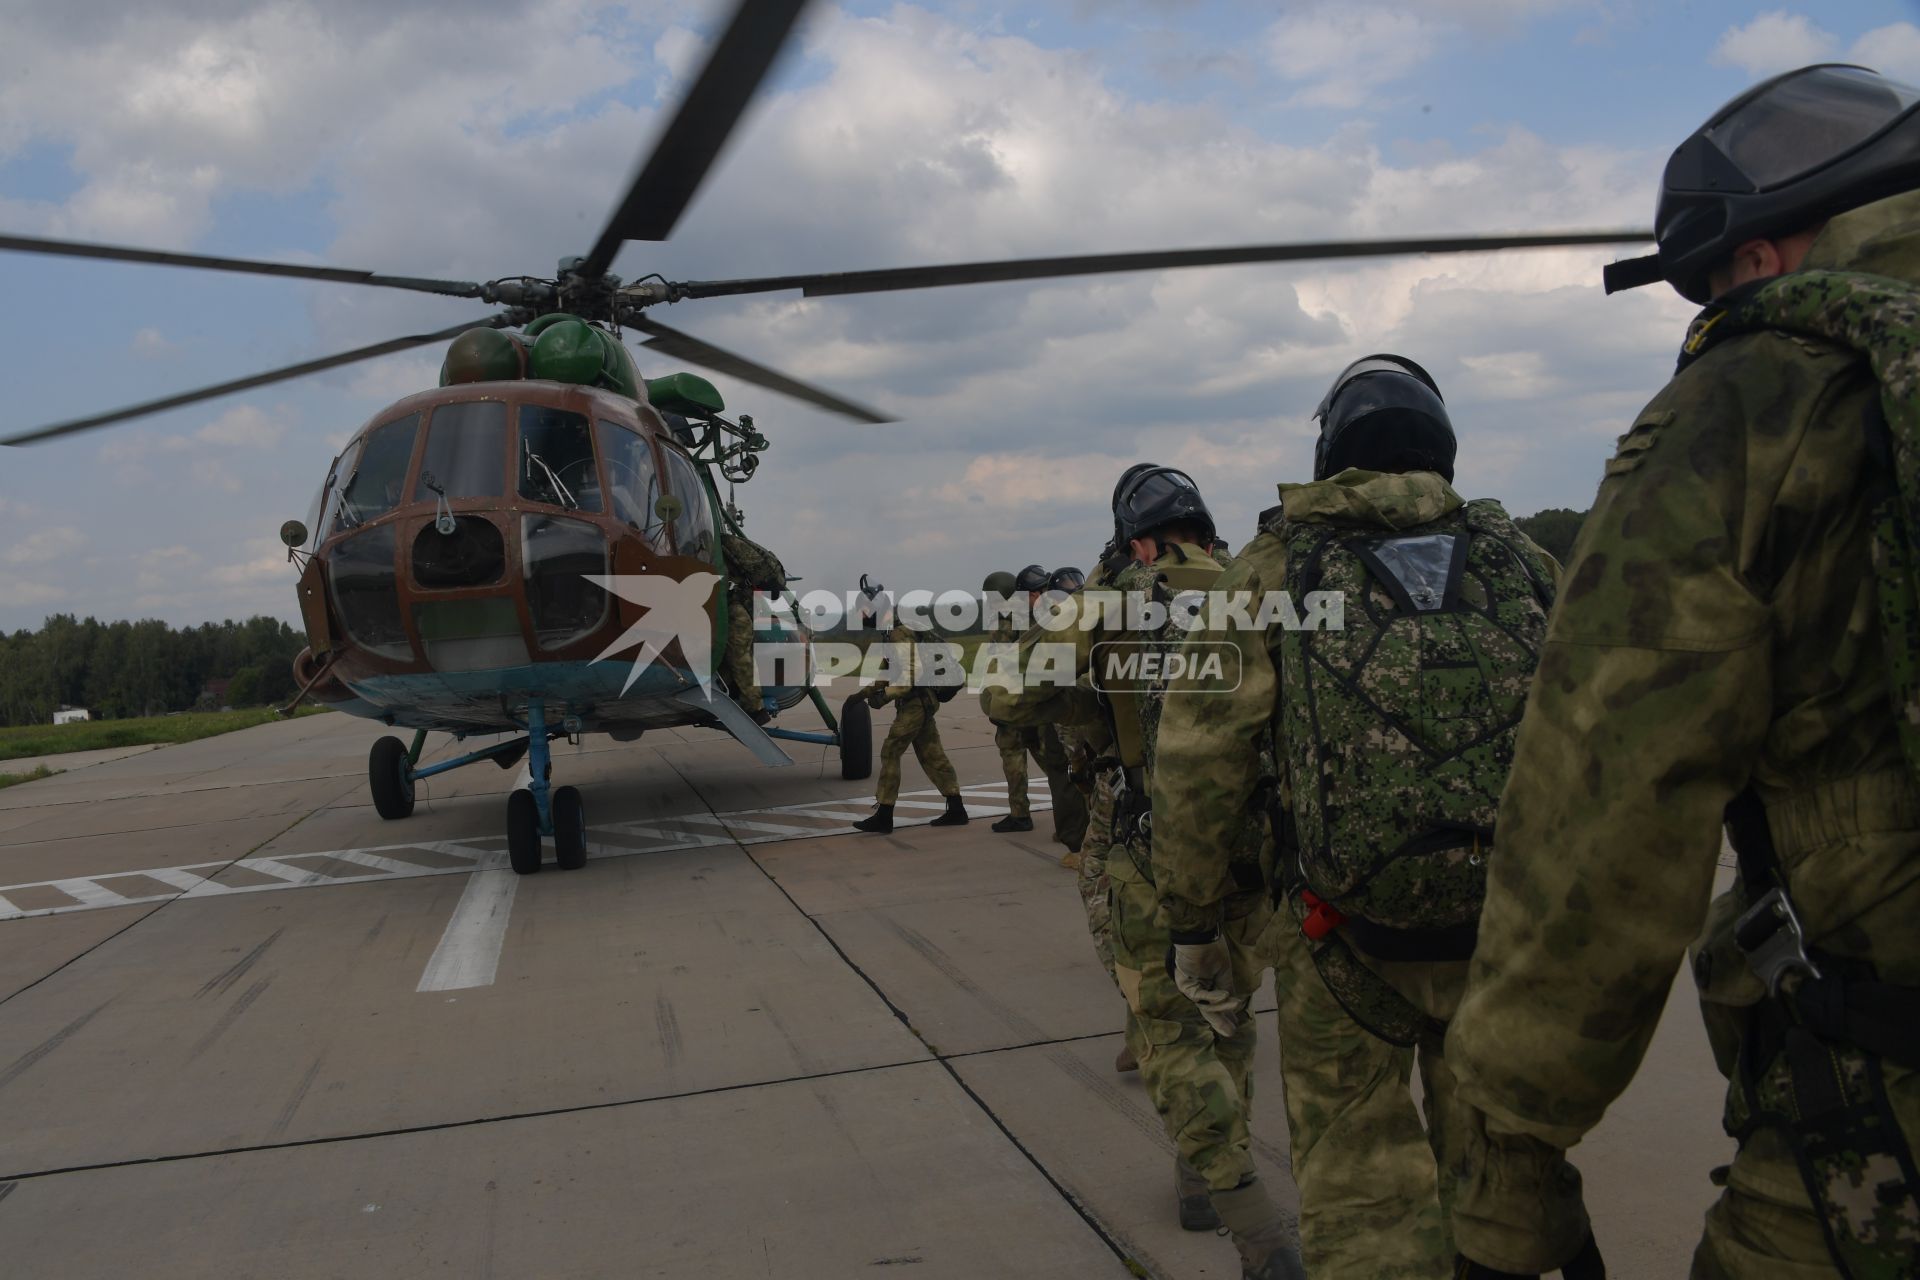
[1314, 354, 1442, 422]
[1118, 469, 1201, 520]
[1704, 65, 1920, 191]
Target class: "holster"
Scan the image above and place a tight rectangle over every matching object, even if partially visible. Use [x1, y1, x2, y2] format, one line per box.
[1722, 789, 1920, 1277]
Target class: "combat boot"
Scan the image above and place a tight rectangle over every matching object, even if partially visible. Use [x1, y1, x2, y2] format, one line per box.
[1210, 1180, 1306, 1280]
[929, 794, 969, 826]
[1176, 1158, 1221, 1231]
[853, 805, 894, 834]
[1114, 1042, 1138, 1073]
[990, 814, 1033, 833]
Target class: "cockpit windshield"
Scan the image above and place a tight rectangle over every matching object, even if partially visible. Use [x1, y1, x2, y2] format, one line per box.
[325, 413, 420, 537]
[519, 406, 603, 513]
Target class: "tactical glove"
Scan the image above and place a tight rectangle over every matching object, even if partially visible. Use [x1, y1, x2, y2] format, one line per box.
[1166, 930, 1243, 1037]
[864, 684, 889, 709]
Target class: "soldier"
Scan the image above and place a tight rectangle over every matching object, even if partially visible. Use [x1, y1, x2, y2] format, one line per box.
[851, 616, 968, 834]
[987, 467, 1304, 1276]
[1440, 65, 1920, 1278]
[996, 564, 1088, 854]
[981, 570, 1040, 835]
[1151, 358, 1558, 1276]
[720, 530, 787, 718]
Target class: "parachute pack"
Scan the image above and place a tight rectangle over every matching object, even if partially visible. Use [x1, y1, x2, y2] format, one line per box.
[1275, 499, 1554, 952]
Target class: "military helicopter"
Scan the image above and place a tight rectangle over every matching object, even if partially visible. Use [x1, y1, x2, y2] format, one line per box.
[0, 0, 1649, 874]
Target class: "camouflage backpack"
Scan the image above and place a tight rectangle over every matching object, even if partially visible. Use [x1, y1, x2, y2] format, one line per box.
[1275, 498, 1554, 947]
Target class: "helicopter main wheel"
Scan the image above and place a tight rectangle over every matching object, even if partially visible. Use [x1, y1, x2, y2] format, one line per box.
[552, 786, 587, 870]
[369, 735, 415, 820]
[838, 694, 872, 781]
[507, 789, 543, 875]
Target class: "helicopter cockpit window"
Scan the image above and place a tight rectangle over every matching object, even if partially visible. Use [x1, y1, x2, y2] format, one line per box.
[596, 420, 670, 554]
[661, 448, 716, 562]
[518, 406, 604, 514]
[521, 515, 609, 651]
[414, 401, 508, 501]
[328, 524, 412, 661]
[326, 413, 420, 537]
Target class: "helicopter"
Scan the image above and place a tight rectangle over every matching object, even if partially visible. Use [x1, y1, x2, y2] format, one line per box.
[0, 0, 1651, 875]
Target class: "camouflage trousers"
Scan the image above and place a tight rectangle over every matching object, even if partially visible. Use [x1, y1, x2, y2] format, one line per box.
[724, 595, 760, 712]
[1269, 914, 1457, 1276]
[993, 723, 1032, 819]
[1692, 890, 1920, 1278]
[875, 693, 958, 805]
[1108, 840, 1272, 1192]
[1077, 774, 1118, 980]
[1003, 725, 1087, 846]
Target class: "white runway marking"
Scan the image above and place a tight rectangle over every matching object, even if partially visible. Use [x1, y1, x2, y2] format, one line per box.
[416, 869, 520, 992]
[0, 783, 1051, 921]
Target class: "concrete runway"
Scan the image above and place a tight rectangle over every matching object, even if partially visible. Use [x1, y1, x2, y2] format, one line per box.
[0, 694, 1732, 1277]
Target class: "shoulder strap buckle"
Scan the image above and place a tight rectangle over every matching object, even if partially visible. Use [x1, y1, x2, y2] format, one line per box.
[1735, 886, 1824, 996]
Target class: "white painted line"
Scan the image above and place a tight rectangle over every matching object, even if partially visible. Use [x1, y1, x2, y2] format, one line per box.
[0, 786, 1059, 921]
[49, 878, 131, 909]
[416, 869, 519, 993]
[142, 866, 224, 892]
[328, 848, 457, 877]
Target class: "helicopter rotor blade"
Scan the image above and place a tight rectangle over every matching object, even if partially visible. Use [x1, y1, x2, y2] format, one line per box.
[579, 0, 812, 276]
[2, 315, 513, 447]
[670, 230, 1654, 299]
[0, 232, 486, 299]
[630, 316, 892, 424]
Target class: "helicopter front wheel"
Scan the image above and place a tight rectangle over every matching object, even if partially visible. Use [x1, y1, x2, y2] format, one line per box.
[552, 786, 587, 870]
[369, 736, 415, 820]
[506, 789, 542, 874]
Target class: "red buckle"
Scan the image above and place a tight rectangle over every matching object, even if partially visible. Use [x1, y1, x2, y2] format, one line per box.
[1299, 889, 1347, 941]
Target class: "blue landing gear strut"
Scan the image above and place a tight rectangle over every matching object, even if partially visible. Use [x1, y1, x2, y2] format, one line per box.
[368, 696, 588, 875]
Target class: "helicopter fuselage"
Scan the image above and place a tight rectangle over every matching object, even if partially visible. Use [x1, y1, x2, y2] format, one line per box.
[289, 378, 809, 737]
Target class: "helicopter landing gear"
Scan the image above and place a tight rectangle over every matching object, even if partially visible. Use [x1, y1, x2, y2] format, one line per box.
[837, 695, 872, 781]
[552, 786, 587, 870]
[507, 789, 542, 875]
[369, 735, 416, 819]
[500, 696, 589, 875]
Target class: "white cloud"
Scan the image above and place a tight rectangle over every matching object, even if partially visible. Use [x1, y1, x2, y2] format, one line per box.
[1711, 11, 1837, 78]
[3, 525, 88, 566]
[1854, 23, 1920, 84]
[1711, 14, 1920, 84]
[1266, 6, 1441, 109]
[3, 0, 1694, 628]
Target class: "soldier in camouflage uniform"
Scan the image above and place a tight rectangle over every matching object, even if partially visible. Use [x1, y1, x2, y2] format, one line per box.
[1152, 359, 1558, 1277]
[983, 568, 1090, 852]
[720, 530, 787, 717]
[987, 468, 1303, 1277]
[981, 570, 1040, 835]
[852, 619, 968, 834]
[1445, 67, 1920, 1278]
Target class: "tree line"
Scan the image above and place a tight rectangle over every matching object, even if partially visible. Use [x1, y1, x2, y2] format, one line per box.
[0, 614, 305, 727]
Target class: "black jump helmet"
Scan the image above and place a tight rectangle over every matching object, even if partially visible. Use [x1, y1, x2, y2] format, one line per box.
[1312, 354, 1456, 482]
[1605, 64, 1920, 303]
[1113, 466, 1217, 546]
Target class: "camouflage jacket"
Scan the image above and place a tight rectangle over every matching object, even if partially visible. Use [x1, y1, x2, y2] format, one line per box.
[981, 540, 1223, 757]
[720, 533, 787, 594]
[1150, 469, 1485, 932]
[1448, 191, 1920, 1164]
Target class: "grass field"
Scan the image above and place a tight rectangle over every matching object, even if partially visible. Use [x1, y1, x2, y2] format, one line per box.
[0, 706, 330, 764]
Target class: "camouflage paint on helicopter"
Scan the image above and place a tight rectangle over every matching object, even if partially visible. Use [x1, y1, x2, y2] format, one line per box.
[282, 318, 871, 874]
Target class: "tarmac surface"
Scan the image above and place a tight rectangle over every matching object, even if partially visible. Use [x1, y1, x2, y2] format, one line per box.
[0, 693, 1733, 1277]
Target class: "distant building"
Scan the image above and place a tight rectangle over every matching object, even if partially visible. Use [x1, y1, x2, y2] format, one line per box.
[52, 707, 90, 725]
[200, 678, 232, 708]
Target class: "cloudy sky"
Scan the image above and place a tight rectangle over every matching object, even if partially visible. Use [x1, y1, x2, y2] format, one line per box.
[2, 0, 1917, 630]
